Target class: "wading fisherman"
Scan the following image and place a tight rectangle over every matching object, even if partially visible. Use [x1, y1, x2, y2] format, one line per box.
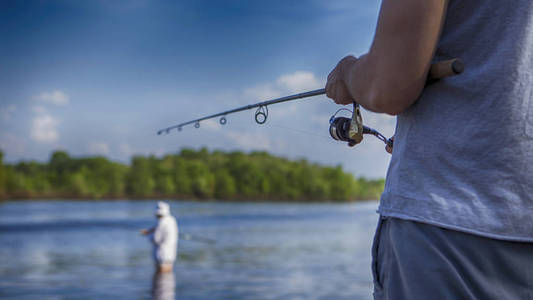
[325, 0, 533, 299]
[141, 201, 179, 273]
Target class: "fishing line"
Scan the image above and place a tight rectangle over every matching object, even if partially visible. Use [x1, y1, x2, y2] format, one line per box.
[266, 123, 332, 140]
[179, 233, 216, 244]
[205, 116, 331, 140]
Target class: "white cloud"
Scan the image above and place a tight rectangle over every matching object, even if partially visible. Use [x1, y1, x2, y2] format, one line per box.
[31, 108, 59, 143]
[243, 84, 281, 101]
[29, 93, 68, 143]
[88, 142, 110, 156]
[244, 71, 323, 101]
[277, 71, 323, 93]
[35, 90, 69, 106]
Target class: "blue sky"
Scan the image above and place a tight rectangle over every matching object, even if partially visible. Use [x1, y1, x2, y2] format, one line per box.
[0, 0, 396, 178]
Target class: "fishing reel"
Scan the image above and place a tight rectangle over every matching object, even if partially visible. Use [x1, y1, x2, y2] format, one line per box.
[329, 102, 393, 148]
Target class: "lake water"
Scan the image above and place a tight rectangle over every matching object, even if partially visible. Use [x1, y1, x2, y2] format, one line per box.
[0, 200, 379, 300]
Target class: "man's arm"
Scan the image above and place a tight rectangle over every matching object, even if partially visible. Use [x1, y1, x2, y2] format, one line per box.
[140, 227, 155, 235]
[326, 0, 448, 115]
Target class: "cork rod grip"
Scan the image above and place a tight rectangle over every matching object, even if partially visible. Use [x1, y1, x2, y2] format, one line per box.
[428, 58, 464, 80]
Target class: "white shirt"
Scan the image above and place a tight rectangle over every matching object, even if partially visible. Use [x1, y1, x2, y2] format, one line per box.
[150, 214, 178, 264]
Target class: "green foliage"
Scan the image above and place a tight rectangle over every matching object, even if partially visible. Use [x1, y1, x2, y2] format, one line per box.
[0, 151, 5, 197]
[127, 156, 155, 197]
[214, 169, 236, 199]
[0, 148, 385, 202]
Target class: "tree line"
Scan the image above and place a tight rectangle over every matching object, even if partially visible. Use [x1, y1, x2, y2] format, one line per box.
[0, 149, 384, 202]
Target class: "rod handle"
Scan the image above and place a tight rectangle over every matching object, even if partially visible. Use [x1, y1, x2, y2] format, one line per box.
[428, 58, 464, 80]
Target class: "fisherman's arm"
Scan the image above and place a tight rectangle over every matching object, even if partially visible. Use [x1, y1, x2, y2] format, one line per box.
[326, 0, 448, 115]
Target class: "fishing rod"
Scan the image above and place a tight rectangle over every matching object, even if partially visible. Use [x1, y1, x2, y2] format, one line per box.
[157, 88, 326, 133]
[179, 233, 216, 244]
[158, 58, 464, 148]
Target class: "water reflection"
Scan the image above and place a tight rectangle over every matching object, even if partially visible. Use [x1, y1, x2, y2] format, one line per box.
[152, 270, 176, 300]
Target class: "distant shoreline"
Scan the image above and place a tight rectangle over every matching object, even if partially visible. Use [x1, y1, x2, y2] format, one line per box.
[0, 148, 385, 202]
[0, 196, 379, 203]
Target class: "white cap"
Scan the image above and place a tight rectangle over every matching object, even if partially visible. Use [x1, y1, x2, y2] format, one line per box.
[155, 201, 171, 216]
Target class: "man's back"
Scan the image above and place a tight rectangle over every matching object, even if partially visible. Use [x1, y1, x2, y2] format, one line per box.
[152, 215, 178, 264]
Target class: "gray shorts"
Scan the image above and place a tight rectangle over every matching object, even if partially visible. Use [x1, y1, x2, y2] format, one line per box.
[372, 216, 533, 300]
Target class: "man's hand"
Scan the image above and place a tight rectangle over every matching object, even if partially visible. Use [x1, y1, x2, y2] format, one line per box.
[326, 55, 358, 105]
[140, 228, 152, 236]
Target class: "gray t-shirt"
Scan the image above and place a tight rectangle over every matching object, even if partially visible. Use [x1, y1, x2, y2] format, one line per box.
[379, 0, 533, 241]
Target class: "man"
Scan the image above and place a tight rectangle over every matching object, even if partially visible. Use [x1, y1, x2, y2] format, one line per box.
[326, 0, 533, 299]
[141, 201, 179, 273]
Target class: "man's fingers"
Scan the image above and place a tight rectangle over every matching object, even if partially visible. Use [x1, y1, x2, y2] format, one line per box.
[326, 55, 359, 104]
[326, 66, 337, 100]
[326, 80, 336, 100]
[327, 83, 352, 105]
[326, 85, 332, 99]
[336, 82, 353, 105]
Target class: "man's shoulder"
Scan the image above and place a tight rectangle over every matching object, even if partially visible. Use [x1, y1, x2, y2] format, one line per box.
[162, 215, 178, 226]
